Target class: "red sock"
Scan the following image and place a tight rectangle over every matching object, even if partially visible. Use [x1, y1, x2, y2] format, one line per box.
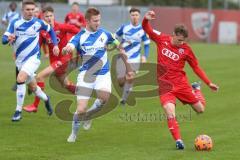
[66, 83, 76, 94]
[33, 82, 45, 108]
[167, 117, 181, 141]
[194, 89, 206, 106]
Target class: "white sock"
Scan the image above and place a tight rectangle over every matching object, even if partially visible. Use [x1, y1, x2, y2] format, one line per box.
[72, 112, 81, 135]
[122, 83, 133, 101]
[34, 86, 48, 101]
[87, 99, 102, 112]
[16, 83, 26, 111]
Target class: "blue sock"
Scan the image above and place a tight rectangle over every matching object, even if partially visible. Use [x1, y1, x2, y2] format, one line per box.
[72, 113, 80, 135]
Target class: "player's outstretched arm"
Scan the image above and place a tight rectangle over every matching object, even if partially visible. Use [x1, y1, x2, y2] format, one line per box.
[142, 11, 161, 43]
[208, 82, 219, 92]
[47, 27, 59, 56]
[191, 65, 219, 92]
[142, 44, 150, 63]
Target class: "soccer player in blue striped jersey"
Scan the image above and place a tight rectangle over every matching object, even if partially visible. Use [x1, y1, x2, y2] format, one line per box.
[2, 0, 60, 121]
[115, 7, 150, 105]
[63, 7, 128, 142]
[1, 2, 21, 26]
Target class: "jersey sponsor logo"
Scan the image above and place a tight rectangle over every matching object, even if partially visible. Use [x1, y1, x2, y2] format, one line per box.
[16, 31, 36, 37]
[162, 48, 179, 61]
[82, 45, 105, 53]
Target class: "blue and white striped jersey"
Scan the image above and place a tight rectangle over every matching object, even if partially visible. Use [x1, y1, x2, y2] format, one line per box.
[3, 17, 53, 65]
[2, 11, 20, 24]
[115, 23, 150, 62]
[69, 28, 116, 75]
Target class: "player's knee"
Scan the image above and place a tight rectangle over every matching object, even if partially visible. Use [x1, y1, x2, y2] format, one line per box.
[118, 78, 125, 87]
[197, 106, 205, 114]
[76, 107, 85, 114]
[126, 78, 134, 84]
[28, 83, 37, 92]
[17, 74, 26, 83]
[36, 75, 44, 82]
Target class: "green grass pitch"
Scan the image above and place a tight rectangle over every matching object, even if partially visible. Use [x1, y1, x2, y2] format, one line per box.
[0, 43, 240, 160]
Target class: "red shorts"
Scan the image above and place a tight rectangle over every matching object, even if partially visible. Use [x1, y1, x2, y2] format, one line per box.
[50, 54, 71, 76]
[159, 84, 198, 107]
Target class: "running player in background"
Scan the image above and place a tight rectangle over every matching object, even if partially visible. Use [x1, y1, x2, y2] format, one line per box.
[63, 7, 129, 143]
[23, 6, 80, 113]
[115, 7, 150, 105]
[2, 0, 59, 121]
[64, 2, 86, 40]
[2, 2, 21, 27]
[2, 2, 21, 92]
[142, 10, 219, 149]
[11, 4, 49, 93]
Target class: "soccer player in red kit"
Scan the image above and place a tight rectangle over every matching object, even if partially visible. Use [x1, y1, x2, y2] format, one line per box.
[142, 11, 219, 150]
[23, 6, 80, 112]
[64, 2, 86, 40]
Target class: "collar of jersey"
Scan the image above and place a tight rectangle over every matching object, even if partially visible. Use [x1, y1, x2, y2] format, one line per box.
[21, 17, 33, 22]
[130, 23, 140, 28]
[85, 28, 98, 35]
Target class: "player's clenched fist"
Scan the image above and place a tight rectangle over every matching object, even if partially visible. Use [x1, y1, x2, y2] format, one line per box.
[62, 44, 74, 55]
[53, 45, 60, 56]
[144, 11, 155, 20]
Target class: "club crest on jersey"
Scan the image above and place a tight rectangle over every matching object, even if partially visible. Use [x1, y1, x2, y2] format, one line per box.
[178, 48, 184, 54]
[100, 37, 104, 42]
[162, 48, 179, 61]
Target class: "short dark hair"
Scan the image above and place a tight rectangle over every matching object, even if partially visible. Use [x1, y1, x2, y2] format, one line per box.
[174, 24, 188, 38]
[42, 6, 54, 13]
[9, 2, 17, 8]
[72, 2, 80, 7]
[129, 7, 140, 14]
[85, 7, 100, 20]
[22, 0, 35, 7]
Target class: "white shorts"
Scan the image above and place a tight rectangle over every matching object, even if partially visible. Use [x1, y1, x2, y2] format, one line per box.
[16, 55, 40, 84]
[116, 56, 140, 78]
[76, 71, 112, 100]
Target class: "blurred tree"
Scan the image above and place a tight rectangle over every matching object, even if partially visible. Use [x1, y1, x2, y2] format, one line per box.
[125, 0, 240, 9]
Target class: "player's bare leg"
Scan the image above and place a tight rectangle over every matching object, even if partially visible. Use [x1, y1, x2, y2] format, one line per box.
[191, 82, 206, 113]
[56, 73, 76, 94]
[119, 72, 135, 105]
[23, 66, 54, 112]
[28, 78, 53, 116]
[163, 103, 184, 150]
[82, 89, 110, 130]
[117, 77, 125, 88]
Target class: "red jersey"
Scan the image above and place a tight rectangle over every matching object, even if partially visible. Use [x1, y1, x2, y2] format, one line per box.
[40, 21, 80, 64]
[64, 12, 86, 28]
[142, 18, 211, 88]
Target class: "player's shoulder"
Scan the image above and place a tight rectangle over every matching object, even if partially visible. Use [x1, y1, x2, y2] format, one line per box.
[75, 28, 86, 37]
[55, 21, 65, 28]
[99, 28, 113, 36]
[33, 17, 45, 24]
[122, 22, 132, 28]
[181, 43, 193, 51]
[156, 32, 170, 40]
[65, 12, 71, 16]
[77, 12, 84, 16]
[11, 17, 21, 25]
